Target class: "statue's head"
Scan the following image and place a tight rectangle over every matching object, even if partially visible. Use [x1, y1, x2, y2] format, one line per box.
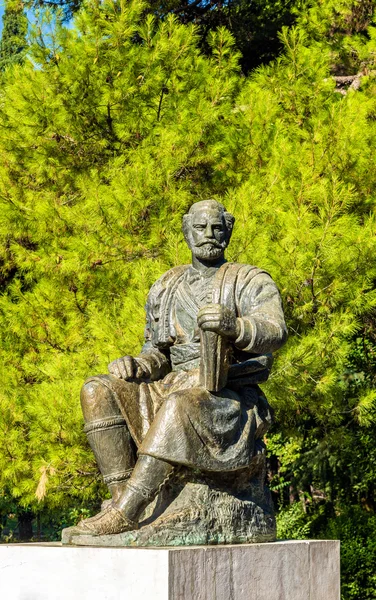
[183, 200, 235, 262]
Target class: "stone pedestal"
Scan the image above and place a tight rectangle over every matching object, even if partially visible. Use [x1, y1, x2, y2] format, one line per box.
[62, 477, 276, 547]
[0, 540, 340, 600]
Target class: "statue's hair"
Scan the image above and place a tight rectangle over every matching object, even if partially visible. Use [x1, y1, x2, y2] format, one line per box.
[182, 200, 235, 240]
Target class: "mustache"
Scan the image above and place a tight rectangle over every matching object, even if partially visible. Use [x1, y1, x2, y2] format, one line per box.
[195, 240, 225, 249]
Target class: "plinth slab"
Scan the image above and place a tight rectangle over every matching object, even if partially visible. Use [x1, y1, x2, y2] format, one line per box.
[0, 540, 340, 600]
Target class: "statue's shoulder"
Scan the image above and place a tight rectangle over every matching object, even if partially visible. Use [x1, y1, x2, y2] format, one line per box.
[147, 265, 189, 303]
[151, 264, 189, 289]
[223, 263, 275, 298]
[226, 262, 270, 280]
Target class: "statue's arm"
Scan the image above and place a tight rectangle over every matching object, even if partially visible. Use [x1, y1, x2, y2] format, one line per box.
[132, 286, 172, 381]
[108, 277, 172, 382]
[234, 272, 288, 355]
[134, 344, 171, 381]
[108, 345, 170, 381]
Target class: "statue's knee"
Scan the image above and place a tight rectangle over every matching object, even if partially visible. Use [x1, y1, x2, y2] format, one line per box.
[81, 379, 98, 406]
[165, 392, 180, 408]
[166, 389, 208, 416]
[80, 378, 120, 422]
[165, 391, 191, 412]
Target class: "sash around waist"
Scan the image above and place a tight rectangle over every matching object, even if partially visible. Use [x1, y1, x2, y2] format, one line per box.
[169, 343, 273, 381]
[170, 343, 200, 369]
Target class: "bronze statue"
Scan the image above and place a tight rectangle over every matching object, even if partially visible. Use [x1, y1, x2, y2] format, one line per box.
[62, 199, 287, 546]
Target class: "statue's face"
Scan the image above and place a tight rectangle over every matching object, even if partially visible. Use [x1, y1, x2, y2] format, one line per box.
[187, 207, 229, 261]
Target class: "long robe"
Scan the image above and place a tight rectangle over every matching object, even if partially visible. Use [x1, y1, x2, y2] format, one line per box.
[89, 262, 287, 472]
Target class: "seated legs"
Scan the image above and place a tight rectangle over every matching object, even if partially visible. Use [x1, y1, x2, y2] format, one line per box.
[79, 378, 173, 534]
[81, 378, 136, 502]
[115, 454, 173, 523]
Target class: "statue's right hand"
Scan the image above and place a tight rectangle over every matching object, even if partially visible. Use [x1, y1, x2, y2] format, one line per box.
[108, 356, 142, 380]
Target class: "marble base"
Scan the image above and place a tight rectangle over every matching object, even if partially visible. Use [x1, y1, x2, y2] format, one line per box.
[0, 540, 340, 600]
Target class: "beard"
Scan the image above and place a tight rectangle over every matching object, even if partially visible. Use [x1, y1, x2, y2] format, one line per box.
[191, 241, 227, 261]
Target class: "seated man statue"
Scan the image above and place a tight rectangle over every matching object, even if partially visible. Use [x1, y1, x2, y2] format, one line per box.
[68, 199, 287, 538]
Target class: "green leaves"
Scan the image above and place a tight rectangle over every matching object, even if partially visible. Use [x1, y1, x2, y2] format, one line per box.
[0, 0, 244, 512]
[0, 1, 28, 72]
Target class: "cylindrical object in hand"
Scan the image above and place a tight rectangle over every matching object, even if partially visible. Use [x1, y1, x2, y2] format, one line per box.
[199, 329, 230, 392]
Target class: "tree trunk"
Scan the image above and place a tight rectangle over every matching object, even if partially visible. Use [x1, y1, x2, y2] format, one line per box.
[18, 511, 34, 541]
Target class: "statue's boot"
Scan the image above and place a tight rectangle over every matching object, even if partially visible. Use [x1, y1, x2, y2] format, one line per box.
[76, 455, 174, 535]
[81, 378, 136, 502]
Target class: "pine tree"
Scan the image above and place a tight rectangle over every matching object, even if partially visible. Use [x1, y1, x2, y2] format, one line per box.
[24, 0, 310, 71]
[0, 0, 242, 528]
[0, 0, 28, 71]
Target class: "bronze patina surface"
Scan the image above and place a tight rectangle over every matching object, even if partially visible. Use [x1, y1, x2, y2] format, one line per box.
[62, 200, 287, 546]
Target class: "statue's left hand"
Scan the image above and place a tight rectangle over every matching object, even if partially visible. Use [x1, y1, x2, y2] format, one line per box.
[197, 304, 239, 339]
[108, 356, 145, 380]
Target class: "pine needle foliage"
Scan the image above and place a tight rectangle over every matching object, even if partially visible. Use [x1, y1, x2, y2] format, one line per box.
[23, 0, 310, 71]
[0, 0, 243, 513]
[0, 0, 28, 71]
[0, 4, 375, 592]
